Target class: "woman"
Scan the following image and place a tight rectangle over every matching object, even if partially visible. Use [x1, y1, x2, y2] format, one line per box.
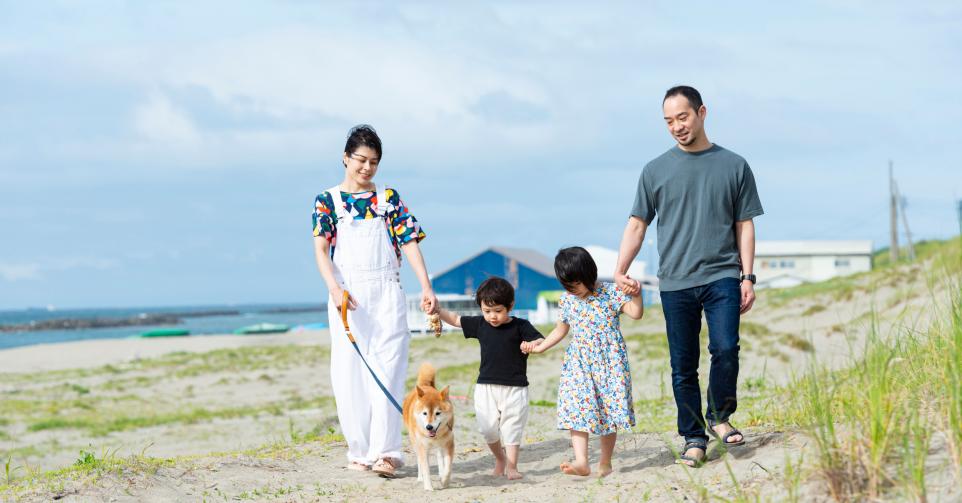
[312, 124, 438, 477]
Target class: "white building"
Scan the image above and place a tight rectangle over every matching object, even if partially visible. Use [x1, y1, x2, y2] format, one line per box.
[584, 245, 647, 283]
[583, 245, 658, 294]
[754, 240, 874, 289]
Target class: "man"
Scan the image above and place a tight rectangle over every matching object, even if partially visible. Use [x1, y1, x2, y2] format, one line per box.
[615, 85, 763, 467]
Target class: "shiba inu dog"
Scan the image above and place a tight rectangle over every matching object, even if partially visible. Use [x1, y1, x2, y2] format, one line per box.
[402, 363, 454, 490]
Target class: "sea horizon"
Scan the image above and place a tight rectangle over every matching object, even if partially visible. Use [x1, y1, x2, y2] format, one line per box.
[0, 302, 330, 352]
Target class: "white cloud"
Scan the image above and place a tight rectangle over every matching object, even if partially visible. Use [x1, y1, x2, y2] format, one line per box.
[37, 18, 565, 170]
[155, 28, 562, 165]
[0, 257, 119, 282]
[0, 42, 23, 55]
[0, 263, 41, 281]
[51, 257, 119, 272]
[133, 92, 201, 147]
[37, 3, 955, 174]
[164, 26, 547, 123]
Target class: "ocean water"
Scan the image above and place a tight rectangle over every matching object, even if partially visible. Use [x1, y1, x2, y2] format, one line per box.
[0, 304, 329, 351]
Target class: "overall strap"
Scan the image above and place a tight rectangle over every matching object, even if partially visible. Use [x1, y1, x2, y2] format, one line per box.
[374, 184, 389, 218]
[327, 185, 349, 222]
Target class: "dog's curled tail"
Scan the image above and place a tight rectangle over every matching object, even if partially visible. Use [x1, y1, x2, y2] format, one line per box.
[416, 363, 436, 388]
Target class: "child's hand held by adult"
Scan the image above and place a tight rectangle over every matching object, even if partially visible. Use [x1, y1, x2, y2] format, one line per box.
[615, 273, 640, 296]
[527, 341, 545, 354]
[421, 289, 439, 315]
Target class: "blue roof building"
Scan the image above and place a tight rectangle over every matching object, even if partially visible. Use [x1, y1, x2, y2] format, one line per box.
[431, 247, 559, 310]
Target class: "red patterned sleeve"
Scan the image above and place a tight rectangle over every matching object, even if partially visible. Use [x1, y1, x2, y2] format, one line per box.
[386, 188, 426, 246]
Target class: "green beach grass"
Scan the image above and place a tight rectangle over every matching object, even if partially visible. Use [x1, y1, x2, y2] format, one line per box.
[1, 237, 960, 501]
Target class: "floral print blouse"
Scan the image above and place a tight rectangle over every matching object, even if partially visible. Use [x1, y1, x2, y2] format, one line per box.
[312, 188, 426, 261]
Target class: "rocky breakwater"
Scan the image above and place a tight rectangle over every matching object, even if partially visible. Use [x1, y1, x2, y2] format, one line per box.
[0, 310, 240, 332]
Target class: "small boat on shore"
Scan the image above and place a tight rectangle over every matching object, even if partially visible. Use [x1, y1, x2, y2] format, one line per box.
[140, 328, 190, 338]
[292, 322, 328, 331]
[233, 323, 289, 335]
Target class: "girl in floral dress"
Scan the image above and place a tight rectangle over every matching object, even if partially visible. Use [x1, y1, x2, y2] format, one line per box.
[522, 246, 644, 477]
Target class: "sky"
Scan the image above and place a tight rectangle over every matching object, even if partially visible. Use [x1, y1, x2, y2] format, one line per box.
[1, 1, 960, 309]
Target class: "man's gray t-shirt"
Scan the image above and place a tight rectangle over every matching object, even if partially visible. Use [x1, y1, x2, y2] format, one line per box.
[631, 144, 763, 291]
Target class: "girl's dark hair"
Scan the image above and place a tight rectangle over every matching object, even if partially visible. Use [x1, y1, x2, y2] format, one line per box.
[554, 247, 598, 294]
[344, 124, 382, 159]
[475, 277, 515, 308]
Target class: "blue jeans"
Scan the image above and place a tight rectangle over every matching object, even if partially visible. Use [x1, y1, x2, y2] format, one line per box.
[660, 277, 741, 444]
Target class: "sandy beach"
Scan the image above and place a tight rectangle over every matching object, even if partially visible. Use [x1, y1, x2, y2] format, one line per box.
[0, 331, 331, 374]
[1, 252, 959, 502]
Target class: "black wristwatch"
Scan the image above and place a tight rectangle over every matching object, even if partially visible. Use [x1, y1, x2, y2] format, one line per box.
[740, 274, 756, 284]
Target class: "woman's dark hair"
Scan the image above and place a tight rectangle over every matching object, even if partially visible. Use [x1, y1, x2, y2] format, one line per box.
[663, 85, 703, 110]
[554, 247, 598, 294]
[344, 124, 382, 159]
[475, 277, 515, 308]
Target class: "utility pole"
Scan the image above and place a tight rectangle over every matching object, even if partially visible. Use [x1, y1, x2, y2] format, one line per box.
[894, 180, 916, 261]
[889, 160, 900, 263]
[957, 199, 962, 245]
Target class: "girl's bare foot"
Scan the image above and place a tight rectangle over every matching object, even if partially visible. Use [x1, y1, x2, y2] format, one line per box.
[560, 461, 591, 476]
[492, 456, 506, 477]
[505, 467, 523, 480]
[597, 462, 613, 477]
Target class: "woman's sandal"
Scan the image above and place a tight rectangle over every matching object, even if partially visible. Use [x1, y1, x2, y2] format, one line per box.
[675, 441, 707, 468]
[707, 419, 746, 447]
[347, 461, 371, 472]
[372, 457, 398, 478]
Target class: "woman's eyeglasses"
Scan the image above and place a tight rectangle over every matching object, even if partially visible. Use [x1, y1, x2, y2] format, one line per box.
[349, 153, 379, 167]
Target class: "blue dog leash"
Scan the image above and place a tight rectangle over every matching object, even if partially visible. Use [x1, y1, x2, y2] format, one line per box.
[339, 291, 403, 414]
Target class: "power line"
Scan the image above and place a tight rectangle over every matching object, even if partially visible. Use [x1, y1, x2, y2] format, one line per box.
[793, 202, 887, 240]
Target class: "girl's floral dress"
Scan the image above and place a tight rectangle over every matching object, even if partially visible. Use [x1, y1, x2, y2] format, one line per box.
[556, 282, 635, 435]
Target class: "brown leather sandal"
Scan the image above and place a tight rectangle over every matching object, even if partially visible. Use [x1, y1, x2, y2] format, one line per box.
[372, 457, 398, 478]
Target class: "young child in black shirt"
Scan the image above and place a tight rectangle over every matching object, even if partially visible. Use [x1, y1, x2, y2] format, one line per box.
[437, 277, 544, 479]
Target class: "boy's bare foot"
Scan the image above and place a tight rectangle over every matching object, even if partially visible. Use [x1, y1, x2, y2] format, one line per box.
[597, 462, 613, 478]
[560, 461, 591, 476]
[505, 467, 523, 480]
[492, 456, 506, 477]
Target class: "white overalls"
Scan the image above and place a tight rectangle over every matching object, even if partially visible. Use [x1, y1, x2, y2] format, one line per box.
[327, 184, 410, 466]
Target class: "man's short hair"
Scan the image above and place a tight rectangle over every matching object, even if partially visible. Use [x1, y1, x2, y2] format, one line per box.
[476, 277, 514, 308]
[663, 85, 704, 111]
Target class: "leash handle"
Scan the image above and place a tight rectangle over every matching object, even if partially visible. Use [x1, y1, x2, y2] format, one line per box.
[341, 290, 356, 343]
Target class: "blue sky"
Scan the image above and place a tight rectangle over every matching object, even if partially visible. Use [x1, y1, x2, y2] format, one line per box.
[1, 1, 960, 309]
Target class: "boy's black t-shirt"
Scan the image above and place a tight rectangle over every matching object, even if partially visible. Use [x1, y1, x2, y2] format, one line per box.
[461, 316, 544, 387]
